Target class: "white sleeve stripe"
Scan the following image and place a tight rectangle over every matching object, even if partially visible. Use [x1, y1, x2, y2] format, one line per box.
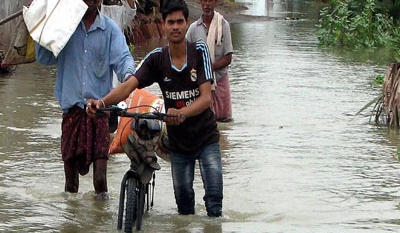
[142, 47, 162, 62]
[195, 41, 213, 81]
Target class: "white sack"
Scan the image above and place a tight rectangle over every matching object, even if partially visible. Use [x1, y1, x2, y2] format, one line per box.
[101, 1, 136, 30]
[22, 0, 88, 57]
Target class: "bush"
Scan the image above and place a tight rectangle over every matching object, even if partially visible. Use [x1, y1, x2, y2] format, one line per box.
[317, 0, 398, 49]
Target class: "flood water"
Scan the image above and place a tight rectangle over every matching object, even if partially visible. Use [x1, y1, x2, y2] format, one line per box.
[2, 1, 400, 232]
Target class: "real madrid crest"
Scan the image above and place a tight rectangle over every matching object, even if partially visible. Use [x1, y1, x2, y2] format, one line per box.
[190, 68, 197, 82]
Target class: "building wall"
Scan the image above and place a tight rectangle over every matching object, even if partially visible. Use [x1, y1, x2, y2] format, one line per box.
[0, 0, 29, 51]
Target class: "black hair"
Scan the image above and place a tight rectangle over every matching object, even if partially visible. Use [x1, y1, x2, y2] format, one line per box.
[161, 0, 189, 21]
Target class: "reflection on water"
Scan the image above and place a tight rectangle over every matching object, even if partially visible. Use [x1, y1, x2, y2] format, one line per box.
[236, 0, 320, 19]
[1, 0, 400, 232]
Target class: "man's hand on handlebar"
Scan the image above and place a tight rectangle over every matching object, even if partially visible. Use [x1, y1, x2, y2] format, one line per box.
[86, 99, 104, 118]
[86, 99, 185, 124]
[166, 108, 185, 125]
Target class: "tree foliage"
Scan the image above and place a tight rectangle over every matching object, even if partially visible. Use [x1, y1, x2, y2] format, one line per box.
[317, 0, 399, 50]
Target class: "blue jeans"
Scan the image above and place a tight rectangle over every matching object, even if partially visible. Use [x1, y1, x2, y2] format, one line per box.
[170, 143, 223, 215]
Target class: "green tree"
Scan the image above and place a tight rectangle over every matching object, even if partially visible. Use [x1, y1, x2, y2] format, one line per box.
[317, 0, 399, 49]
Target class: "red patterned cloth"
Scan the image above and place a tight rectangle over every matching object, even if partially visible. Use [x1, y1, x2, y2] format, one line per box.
[61, 106, 110, 175]
[211, 74, 232, 122]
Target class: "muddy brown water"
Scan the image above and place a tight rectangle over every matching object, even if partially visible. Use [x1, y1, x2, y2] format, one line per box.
[1, 1, 400, 232]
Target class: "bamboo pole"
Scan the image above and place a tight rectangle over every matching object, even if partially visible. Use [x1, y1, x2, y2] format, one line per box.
[0, 10, 23, 27]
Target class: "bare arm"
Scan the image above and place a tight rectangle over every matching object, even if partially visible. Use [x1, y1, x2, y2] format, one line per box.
[102, 75, 139, 106]
[212, 53, 232, 71]
[86, 75, 139, 116]
[126, 0, 135, 8]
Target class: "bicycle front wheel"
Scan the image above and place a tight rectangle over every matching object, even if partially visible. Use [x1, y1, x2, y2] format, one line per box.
[125, 177, 138, 233]
[136, 183, 146, 231]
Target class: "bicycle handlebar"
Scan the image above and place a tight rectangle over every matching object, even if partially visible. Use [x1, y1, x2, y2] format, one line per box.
[96, 104, 181, 120]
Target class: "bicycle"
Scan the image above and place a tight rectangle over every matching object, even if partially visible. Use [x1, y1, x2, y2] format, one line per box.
[96, 102, 179, 232]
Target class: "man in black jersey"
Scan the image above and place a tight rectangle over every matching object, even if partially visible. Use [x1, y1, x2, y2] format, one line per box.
[87, 0, 223, 217]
